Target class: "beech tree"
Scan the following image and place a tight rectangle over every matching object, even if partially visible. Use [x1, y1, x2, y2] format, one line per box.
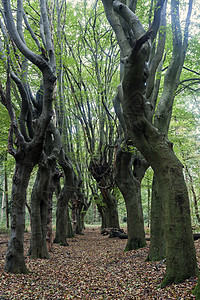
[102, 0, 198, 286]
[62, 2, 121, 229]
[0, 0, 57, 273]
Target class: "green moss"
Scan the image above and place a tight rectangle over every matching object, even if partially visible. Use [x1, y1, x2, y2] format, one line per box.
[124, 239, 146, 252]
[193, 277, 200, 299]
[160, 276, 174, 288]
[0, 226, 10, 234]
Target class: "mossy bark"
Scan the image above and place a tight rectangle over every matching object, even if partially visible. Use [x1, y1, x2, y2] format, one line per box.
[54, 187, 70, 246]
[28, 165, 50, 259]
[5, 162, 33, 273]
[54, 150, 76, 245]
[115, 149, 146, 251]
[158, 161, 198, 286]
[100, 188, 120, 229]
[147, 175, 165, 261]
[193, 276, 200, 299]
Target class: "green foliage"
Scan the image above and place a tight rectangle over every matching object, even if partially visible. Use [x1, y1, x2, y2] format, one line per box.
[0, 225, 10, 234]
[0, 0, 199, 232]
[120, 140, 137, 154]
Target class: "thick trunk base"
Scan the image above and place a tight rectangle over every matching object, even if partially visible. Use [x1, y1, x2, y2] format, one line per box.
[147, 175, 165, 261]
[5, 242, 28, 274]
[125, 238, 146, 251]
[5, 163, 33, 274]
[146, 246, 165, 262]
[193, 277, 200, 299]
[28, 243, 50, 259]
[53, 237, 69, 246]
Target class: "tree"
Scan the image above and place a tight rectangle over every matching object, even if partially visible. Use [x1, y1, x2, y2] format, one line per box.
[101, 0, 198, 286]
[28, 122, 62, 258]
[115, 142, 146, 250]
[62, 2, 121, 229]
[54, 148, 77, 245]
[0, 0, 56, 273]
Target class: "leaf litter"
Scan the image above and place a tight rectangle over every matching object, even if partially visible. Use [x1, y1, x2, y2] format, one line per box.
[0, 227, 198, 299]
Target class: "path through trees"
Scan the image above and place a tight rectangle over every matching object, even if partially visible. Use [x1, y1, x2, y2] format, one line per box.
[0, 227, 198, 299]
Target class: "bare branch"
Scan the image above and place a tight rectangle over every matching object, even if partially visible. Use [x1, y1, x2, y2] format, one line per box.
[2, 0, 48, 71]
[23, 10, 41, 51]
[150, 0, 166, 42]
[113, 0, 146, 40]
[101, 0, 131, 57]
[40, 0, 56, 72]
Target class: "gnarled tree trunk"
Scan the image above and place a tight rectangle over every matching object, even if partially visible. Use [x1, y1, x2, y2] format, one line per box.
[5, 161, 33, 273]
[147, 175, 165, 261]
[2, 0, 57, 273]
[100, 188, 120, 229]
[54, 149, 76, 245]
[28, 164, 51, 259]
[102, 0, 197, 286]
[89, 160, 120, 229]
[115, 147, 146, 250]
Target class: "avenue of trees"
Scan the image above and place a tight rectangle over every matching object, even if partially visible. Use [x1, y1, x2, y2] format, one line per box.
[0, 0, 200, 295]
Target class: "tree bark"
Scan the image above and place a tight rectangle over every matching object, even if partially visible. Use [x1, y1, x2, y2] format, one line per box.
[122, 51, 197, 285]
[100, 188, 120, 229]
[194, 279, 200, 299]
[54, 187, 71, 245]
[28, 164, 50, 259]
[115, 148, 146, 250]
[97, 205, 108, 229]
[54, 149, 76, 245]
[146, 175, 165, 261]
[89, 160, 120, 229]
[185, 164, 200, 223]
[4, 156, 9, 229]
[5, 161, 33, 273]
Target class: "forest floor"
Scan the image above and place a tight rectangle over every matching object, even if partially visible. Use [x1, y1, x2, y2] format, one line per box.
[0, 227, 199, 299]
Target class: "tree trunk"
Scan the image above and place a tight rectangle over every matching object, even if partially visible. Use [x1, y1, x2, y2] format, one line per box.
[194, 276, 200, 299]
[28, 164, 50, 259]
[146, 175, 165, 261]
[1, 185, 4, 223]
[80, 202, 91, 231]
[54, 191, 74, 243]
[2, 0, 57, 274]
[65, 204, 74, 238]
[115, 148, 146, 250]
[71, 189, 84, 235]
[4, 162, 9, 229]
[122, 62, 197, 285]
[185, 164, 200, 223]
[75, 206, 83, 234]
[46, 184, 53, 253]
[54, 187, 70, 246]
[97, 205, 108, 229]
[100, 188, 120, 229]
[54, 149, 76, 245]
[5, 162, 33, 273]
[157, 159, 197, 286]
[89, 160, 120, 229]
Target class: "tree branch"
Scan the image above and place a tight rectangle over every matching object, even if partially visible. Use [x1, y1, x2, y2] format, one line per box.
[2, 0, 49, 71]
[113, 0, 146, 40]
[101, 0, 131, 57]
[40, 0, 56, 72]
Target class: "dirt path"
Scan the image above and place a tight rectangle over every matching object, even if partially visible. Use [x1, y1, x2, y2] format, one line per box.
[0, 228, 198, 299]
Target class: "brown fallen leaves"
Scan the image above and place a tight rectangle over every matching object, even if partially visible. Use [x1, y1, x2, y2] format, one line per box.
[0, 227, 198, 299]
